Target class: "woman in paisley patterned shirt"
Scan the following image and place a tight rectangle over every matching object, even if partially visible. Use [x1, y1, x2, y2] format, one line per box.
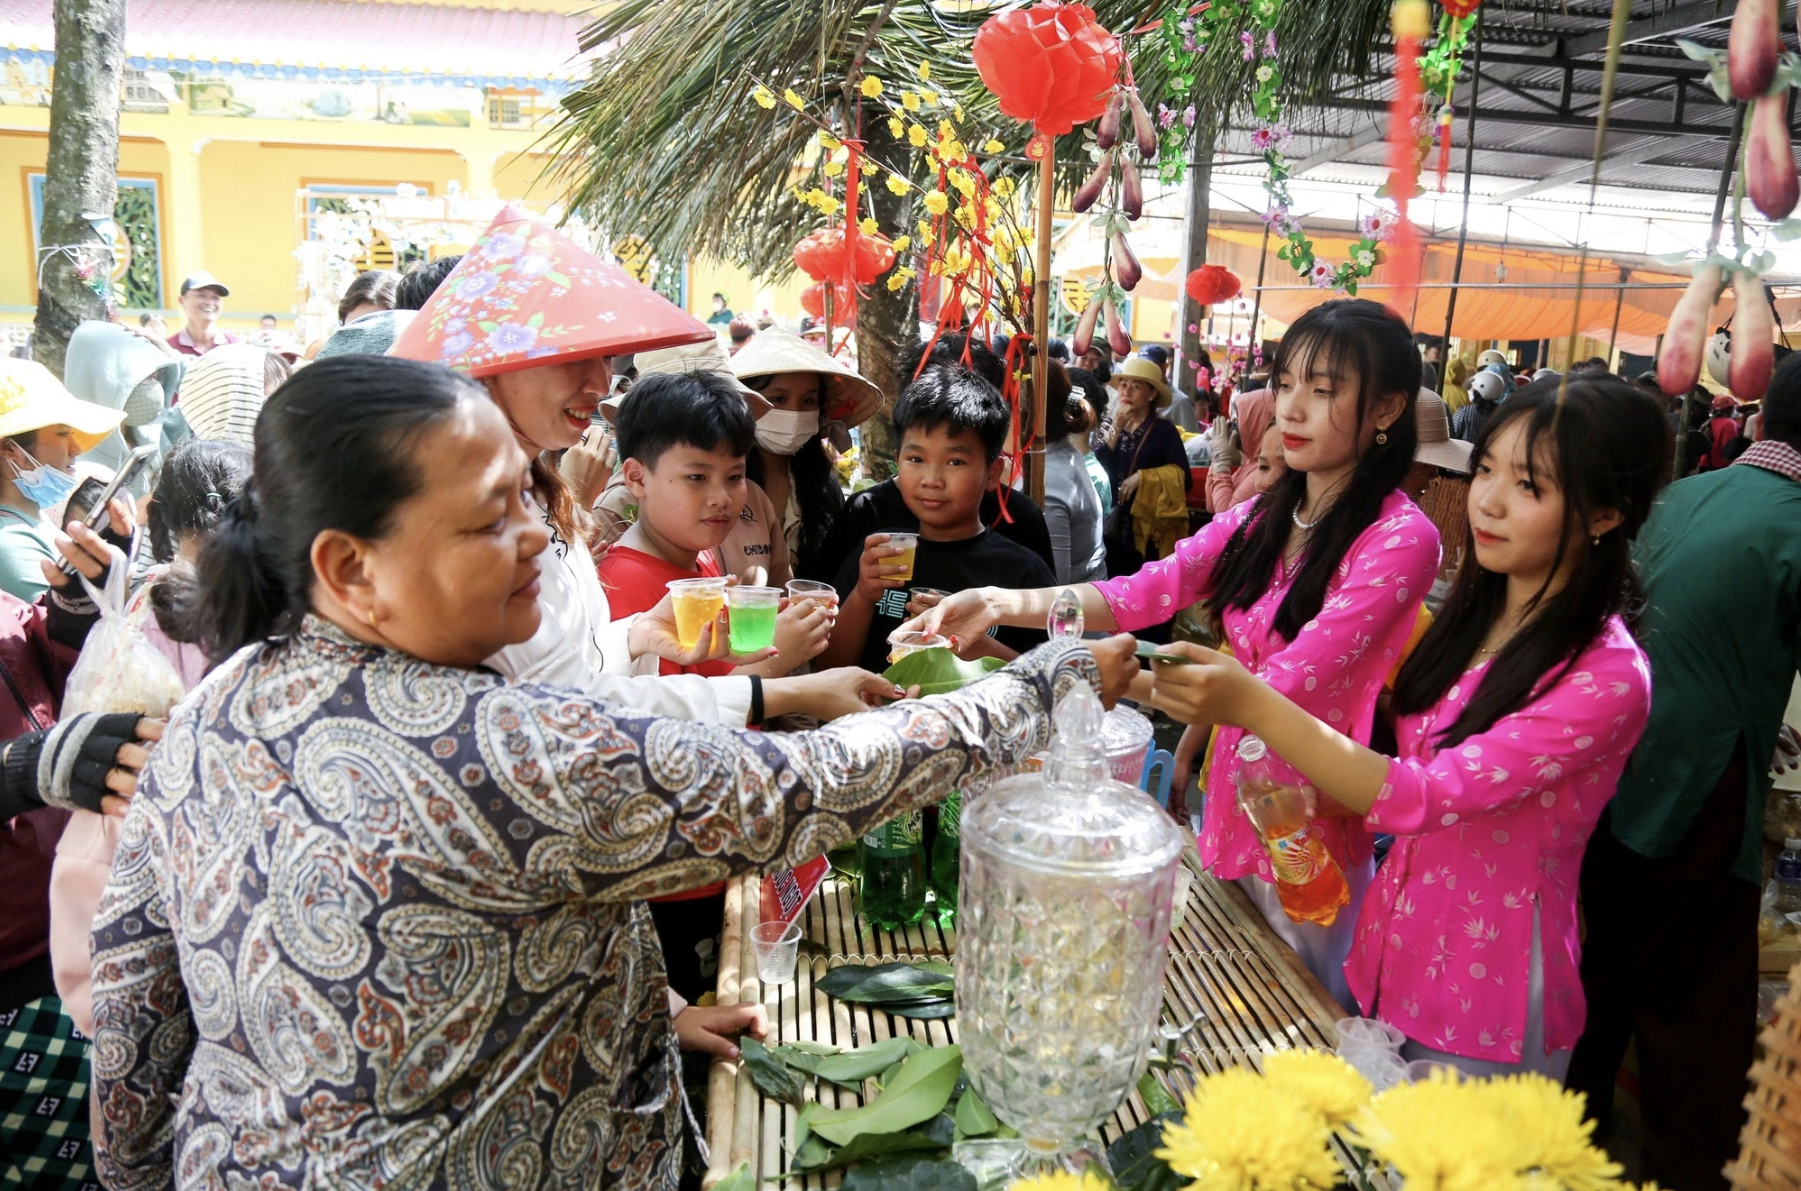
[86, 357, 1136, 1191]
[1147, 377, 1666, 1079]
[907, 300, 1440, 1005]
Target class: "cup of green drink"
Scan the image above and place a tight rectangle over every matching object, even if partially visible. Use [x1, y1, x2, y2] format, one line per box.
[725, 585, 783, 652]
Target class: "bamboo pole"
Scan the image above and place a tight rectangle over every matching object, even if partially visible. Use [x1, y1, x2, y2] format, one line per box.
[1030, 142, 1056, 507]
[1439, 12, 1484, 350]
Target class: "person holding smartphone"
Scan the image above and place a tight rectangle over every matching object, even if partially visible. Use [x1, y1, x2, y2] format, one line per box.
[0, 361, 125, 602]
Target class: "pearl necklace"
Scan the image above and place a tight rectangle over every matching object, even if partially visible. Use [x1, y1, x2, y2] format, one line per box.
[1291, 505, 1321, 531]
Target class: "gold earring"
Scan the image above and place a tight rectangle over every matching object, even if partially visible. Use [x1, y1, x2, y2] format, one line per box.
[366, 608, 379, 629]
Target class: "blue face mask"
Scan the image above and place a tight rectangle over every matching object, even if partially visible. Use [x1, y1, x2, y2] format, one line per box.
[9, 451, 78, 511]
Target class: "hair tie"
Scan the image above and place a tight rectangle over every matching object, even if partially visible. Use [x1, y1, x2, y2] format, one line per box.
[203, 491, 225, 514]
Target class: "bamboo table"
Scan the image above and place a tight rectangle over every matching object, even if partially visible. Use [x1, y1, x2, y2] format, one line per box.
[703, 844, 1355, 1188]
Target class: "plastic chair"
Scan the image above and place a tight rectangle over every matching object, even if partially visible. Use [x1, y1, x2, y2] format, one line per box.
[1138, 747, 1176, 809]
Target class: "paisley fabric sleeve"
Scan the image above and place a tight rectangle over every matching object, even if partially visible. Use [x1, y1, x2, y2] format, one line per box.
[88, 795, 189, 1191]
[478, 638, 1101, 902]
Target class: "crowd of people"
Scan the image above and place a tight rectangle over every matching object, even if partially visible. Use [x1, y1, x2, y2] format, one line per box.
[1, 215, 1795, 1191]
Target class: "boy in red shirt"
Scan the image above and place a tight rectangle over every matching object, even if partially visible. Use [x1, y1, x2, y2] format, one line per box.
[597, 370, 830, 999]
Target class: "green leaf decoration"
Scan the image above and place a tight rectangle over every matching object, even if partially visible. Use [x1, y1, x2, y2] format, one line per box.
[816, 962, 955, 1005]
[840, 1155, 977, 1191]
[812, 1036, 920, 1087]
[714, 1162, 758, 1191]
[1107, 1114, 1186, 1191]
[790, 1129, 947, 1175]
[881, 650, 1005, 697]
[952, 1085, 1000, 1139]
[740, 1037, 804, 1107]
[544, 270, 571, 287]
[1770, 219, 1801, 243]
[1136, 1069, 1181, 1117]
[807, 1045, 964, 1146]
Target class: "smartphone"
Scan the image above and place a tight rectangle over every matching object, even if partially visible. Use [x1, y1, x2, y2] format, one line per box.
[1135, 639, 1191, 665]
[57, 444, 157, 577]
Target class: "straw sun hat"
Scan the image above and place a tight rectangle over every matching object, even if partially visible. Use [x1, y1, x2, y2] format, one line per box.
[1114, 356, 1173, 411]
[0, 358, 126, 453]
[1412, 388, 1472, 474]
[601, 337, 774, 423]
[728, 329, 882, 428]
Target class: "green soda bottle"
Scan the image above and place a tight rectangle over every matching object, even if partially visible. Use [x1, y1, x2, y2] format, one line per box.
[929, 790, 961, 927]
[858, 810, 927, 929]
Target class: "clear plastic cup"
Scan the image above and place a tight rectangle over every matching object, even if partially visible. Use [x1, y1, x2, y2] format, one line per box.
[786, 579, 840, 611]
[1335, 1016, 1406, 1052]
[886, 532, 919, 580]
[1405, 1059, 1460, 1083]
[887, 630, 952, 665]
[725, 585, 782, 653]
[666, 577, 728, 651]
[1169, 865, 1194, 932]
[752, 920, 802, 985]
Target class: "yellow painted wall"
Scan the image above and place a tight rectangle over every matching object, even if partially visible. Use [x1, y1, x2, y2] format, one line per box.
[2, 131, 173, 310]
[198, 140, 466, 318]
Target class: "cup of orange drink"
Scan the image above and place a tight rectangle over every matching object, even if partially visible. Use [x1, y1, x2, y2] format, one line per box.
[667, 577, 728, 651]
[886, 532, 918, 581]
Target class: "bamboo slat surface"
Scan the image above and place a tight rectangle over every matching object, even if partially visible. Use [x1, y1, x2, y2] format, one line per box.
[703, 845, 1356, 1189]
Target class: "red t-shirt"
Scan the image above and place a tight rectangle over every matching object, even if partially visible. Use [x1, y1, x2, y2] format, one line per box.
[596, 544, 734, 902]
[596, 545, 733, 678]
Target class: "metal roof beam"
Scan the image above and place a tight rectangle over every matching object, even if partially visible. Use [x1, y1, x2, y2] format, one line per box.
[1305, 95, 1730, 138]
[1489, 133, 1711, 201]
[1562, 0, 1734, 56]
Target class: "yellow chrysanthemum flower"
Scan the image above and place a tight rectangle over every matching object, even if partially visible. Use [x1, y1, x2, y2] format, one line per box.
[860, 75, 884, 98]
[784, 88, 805, 109]
[890, 235, 911, 253]
[1480, 1074, 1622, 1191]
[859, 217, 879, 235]
[920, 90, 939, 105]
[917, 61, 931, 81]
[901, 90, 921, 112]
[908, 124, 928, 149]
[885, 174, 911, 196]
[816, 194, 841, 217]
[888, 115, 905, 139]
[823, 161, 845, 177]
[993, 177, 1017, 200]
[751, 85, 776, 109]
[1351, 1073, 1531, 1191]
[916, 221, 935, 245]
[1156, 1069, 1341, 1191]
[1261, 1049, 1373, 1130]
[923, 191, 950, 216]
[1005, 1172, 1112, 1191]
[953, 103, 965, 121]
[948, 168, 976, 196]
[818, 131, 840, 151]
[983, 138, 1005, 154]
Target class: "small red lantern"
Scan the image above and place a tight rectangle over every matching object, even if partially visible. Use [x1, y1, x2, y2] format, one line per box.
[793, 228, 896, 286]
[973, 2, 1123, 137]
[1184, 264, 1241, 306]
[801, 280, 858, 320]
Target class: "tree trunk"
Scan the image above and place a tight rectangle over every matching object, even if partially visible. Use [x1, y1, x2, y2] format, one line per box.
[32, 0, 126, 379]
[854, 105, 912, 483]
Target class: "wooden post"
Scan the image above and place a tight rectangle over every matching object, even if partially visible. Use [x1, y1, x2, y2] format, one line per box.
[1175, 119, 1214, 400]
[1439, 13, 1484, 352]
[1030, 142, 1055, 506]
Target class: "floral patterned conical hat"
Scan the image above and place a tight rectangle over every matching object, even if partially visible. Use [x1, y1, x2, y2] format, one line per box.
[388, 207, 712, 379]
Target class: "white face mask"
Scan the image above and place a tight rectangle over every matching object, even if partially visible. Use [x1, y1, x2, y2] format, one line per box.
[755, 409, 821, 456]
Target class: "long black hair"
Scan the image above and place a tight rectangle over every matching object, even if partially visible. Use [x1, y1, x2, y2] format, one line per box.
[1209, 299, 1421, 641]
[1392, 375, 1670, 746]
[193, 355, 482, 664]
[739, 371, 847, 571]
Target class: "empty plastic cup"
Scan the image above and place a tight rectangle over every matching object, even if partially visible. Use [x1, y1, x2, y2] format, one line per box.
[1405, 1059, 1460, 1083]
[886, 532, 918, 580]
[726, 585, 782, 652]
[1335, 1016, 1407, 1052]
[667, 577, 727, 651]
[752, 920, 803, 985]
[887, 630, 951, 665]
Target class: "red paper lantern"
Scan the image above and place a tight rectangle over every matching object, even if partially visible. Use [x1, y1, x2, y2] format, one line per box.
[801, 280, 858, 320]
[1184, 264, 1241, 306]
[791, 228, 897, 286]
[973, 2, 1123, 136]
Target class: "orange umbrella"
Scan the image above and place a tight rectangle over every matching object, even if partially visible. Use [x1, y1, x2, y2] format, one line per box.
[389, 207, 712, 379]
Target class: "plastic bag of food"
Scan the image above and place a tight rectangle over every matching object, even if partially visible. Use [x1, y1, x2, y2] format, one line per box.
[60, 542, 185, 718]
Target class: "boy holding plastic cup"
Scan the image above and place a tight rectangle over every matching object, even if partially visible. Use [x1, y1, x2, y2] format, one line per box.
[597, 373, 831, 687]
[819, 364, 1054, 674]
